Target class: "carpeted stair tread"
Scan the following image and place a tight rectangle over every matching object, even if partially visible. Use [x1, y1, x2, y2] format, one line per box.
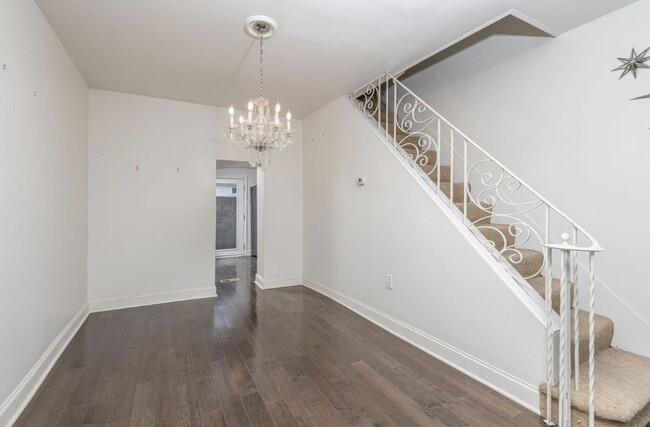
[527, 276, 570, 313]
[526, 277, 613, 363]
[540, 348, 650, 425]
[440, 183, 468, 204]
[575, 310, 614, 364]
[476, 223, 516, 252]
[421, 164, 451, 181]
[506, 248, 544, 278]
[453, 201, 491, 225]
[400, 144, 438, 165]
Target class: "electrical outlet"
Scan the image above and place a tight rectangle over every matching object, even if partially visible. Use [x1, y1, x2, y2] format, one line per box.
[384, 274, 393, 290]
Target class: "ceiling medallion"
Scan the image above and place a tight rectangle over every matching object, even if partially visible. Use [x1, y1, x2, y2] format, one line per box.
[227, 16, 292, 169]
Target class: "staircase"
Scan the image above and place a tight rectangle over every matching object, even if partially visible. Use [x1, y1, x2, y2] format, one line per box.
[351, 73, 650, 427]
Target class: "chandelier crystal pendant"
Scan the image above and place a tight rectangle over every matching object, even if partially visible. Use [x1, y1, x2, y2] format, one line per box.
[227, 16, 292, 169]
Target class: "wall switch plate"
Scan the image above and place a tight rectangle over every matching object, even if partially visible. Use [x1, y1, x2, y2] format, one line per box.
[384, 274, 393, 290]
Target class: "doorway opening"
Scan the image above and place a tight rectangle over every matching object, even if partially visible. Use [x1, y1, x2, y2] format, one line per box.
[215, 160, 258, 259]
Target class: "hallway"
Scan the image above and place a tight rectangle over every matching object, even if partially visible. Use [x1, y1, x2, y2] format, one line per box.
[15, 257, 541, 426]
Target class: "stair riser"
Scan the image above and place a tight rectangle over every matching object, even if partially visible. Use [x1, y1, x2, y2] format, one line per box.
[439, 183, 469, 205]
[575, 312, 614, 365]
[421, 164, 451, 182]
[453, 201, 491, 225]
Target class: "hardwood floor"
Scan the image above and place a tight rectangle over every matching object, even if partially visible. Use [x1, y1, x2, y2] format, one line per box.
[15, 257, 543, 426]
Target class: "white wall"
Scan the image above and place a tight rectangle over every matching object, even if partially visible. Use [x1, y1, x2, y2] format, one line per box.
[0, 0, 89, 424]
[404, 0, 650, 357]
[302, 97, 547, 410]
[256, 123, 304, 289]
[88, 90, 303, 308]
[88, 90, 223, 309]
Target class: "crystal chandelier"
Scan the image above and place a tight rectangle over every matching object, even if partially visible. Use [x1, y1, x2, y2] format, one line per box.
[227, 17, 292, 169]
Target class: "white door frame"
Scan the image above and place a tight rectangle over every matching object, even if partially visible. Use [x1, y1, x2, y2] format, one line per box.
[215, 178, 246, 258]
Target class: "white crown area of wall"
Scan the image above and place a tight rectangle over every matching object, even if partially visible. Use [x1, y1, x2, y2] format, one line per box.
[403, 0, 650, 358]
[301, 96, 548, 410]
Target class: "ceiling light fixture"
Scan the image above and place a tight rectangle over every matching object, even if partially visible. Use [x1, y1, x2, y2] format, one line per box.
[227, 16, 292, 169]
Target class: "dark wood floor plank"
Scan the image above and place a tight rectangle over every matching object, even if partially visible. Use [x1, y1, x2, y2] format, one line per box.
[130, 380, 156, 427]
[175, 375, 204, 427]
[16, 256, 542, 427]
[201, 409, 227, 427]
[196, 375, 223, 413]
[351, 360, 447, 427]
[211, 360, 252, 427]
[154, 347, 177, 427]
[14, 366, 84, 427]
[266, 399, 301, 427]
[239, 390, 276, 426]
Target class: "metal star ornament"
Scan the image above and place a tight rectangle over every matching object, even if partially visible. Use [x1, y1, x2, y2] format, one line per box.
[630, 93, 650, 100]
[612, 47, 650, 79]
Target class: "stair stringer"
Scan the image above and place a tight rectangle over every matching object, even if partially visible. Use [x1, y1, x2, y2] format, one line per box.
[303, 96, 557, 412]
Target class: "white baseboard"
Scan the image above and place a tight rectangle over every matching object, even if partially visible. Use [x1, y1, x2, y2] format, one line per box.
[302, 278, 540, 413]
[254, 274, 302, 290]
[0, 304, 89, 427]
[89, 285, 216, 313]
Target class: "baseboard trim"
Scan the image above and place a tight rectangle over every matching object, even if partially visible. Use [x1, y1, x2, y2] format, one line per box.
[0, 303, 89, 427]
[302, 278, 540, 413]
[88, 285, 216, 313]
[254, 274, 302, 290]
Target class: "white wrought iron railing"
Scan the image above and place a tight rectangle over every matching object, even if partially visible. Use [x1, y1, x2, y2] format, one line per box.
[350, 72, 603, 427]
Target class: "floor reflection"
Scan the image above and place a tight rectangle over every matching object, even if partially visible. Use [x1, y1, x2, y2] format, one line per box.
[215, 256, 258, 329]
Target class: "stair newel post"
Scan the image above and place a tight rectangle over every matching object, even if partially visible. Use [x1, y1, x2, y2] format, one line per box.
[588, 251, 596, 427]
[572, 227, 580, 391]
[463, 138, 468, 226]
[559, 233, 572, 427]
[544, 206, 554, 426]
[449, 128, 454, 208]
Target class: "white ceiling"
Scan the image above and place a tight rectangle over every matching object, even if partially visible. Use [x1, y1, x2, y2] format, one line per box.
[36, 0, 637, 117]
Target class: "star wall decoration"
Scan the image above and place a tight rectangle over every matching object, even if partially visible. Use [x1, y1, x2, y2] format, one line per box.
[630, 93, 650, 100]
[613, 47, 650, 79]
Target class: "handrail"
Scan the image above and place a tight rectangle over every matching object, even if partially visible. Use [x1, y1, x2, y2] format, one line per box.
[383, 72, 603, 253]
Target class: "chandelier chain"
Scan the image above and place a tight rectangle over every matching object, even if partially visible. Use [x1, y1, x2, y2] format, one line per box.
[259, 32, 263, 98]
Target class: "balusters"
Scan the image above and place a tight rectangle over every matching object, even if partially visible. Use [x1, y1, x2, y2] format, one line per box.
[544, 207, 554, 426]
[385, 78, 389, 141]
[377, 78, 382, 132]
[393, 81, 397, 145]
[449, 128, 454, 208]
[436, 119, 441, 192]
[572, 227, 580, 390]
[463, 139, 468, 225]
[559, 233, 572, 427]
[588, 252, 596, 427]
